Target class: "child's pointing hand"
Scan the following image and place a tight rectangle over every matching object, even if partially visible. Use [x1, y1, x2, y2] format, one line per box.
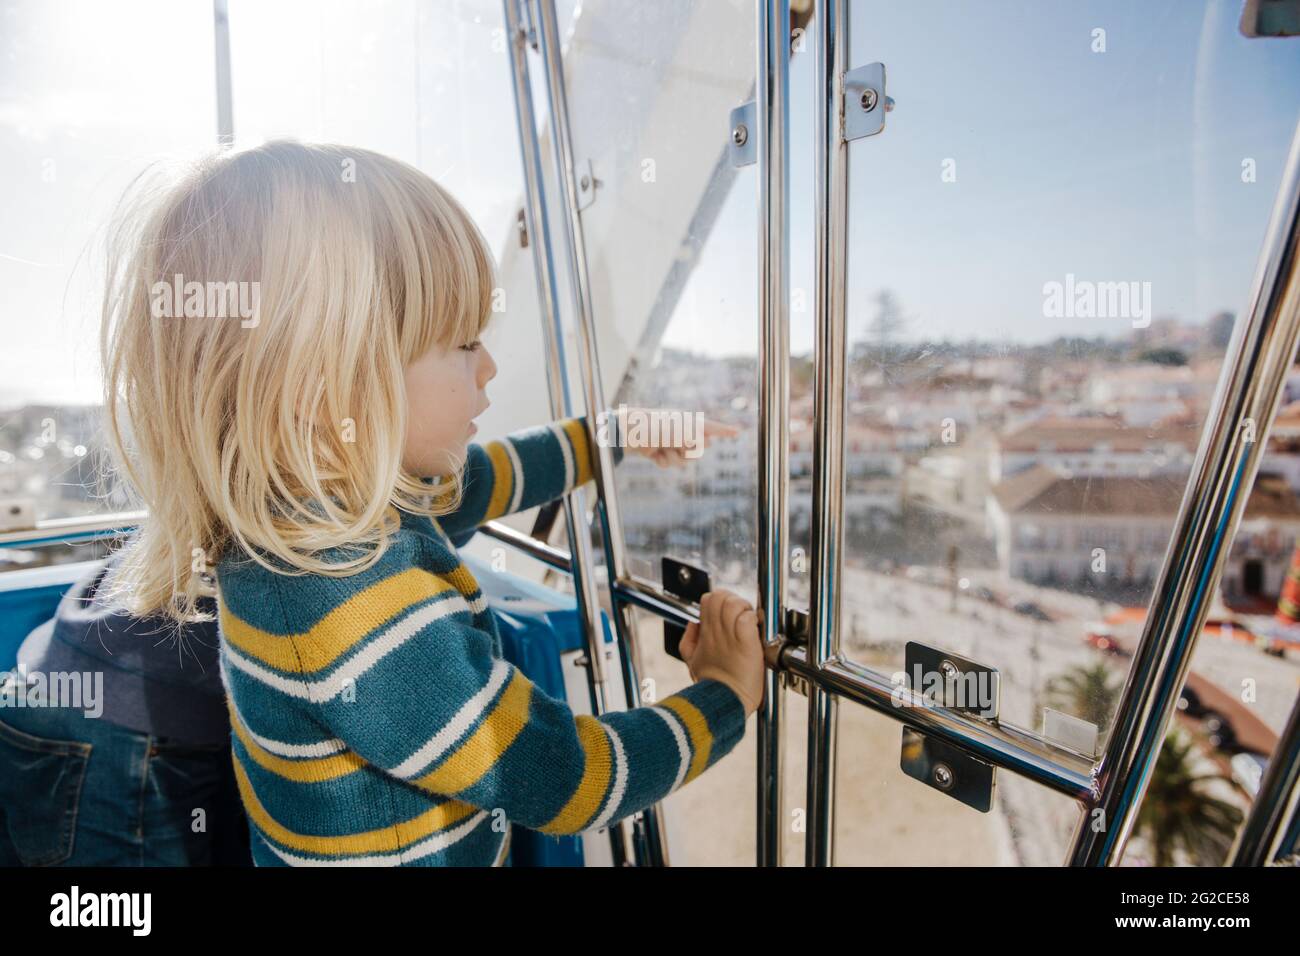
[616, 406, 740, 469]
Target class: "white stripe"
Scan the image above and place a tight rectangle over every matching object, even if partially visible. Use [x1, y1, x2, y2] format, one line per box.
[649, 706, 691, 793]
[502, 437, 526, 514]
[549, 423, 575, 490]
[236, 712, 347, 759]
[391, 658, 513, 778]
[222, 593, 473, 702]
[492, 828, 511, 867]
[588, 724, 628, 831]
[258, 810, 491, 867]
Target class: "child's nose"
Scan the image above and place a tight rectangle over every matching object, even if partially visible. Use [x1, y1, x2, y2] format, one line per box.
[479, 346, 498, 386]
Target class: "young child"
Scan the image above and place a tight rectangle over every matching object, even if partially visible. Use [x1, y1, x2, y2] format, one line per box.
[97, 139, 766, 866]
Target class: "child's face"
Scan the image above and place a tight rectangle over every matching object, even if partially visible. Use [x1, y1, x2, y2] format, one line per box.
[401, 336, 497, 476]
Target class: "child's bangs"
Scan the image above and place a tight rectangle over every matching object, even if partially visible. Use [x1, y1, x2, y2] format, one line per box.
[390, 169, 497, 362]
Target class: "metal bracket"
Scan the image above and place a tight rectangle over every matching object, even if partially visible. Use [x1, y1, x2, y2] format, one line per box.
[575, 157, 598, 211]
[515, 207, 529, 248]
[728, 101, 756, 167]
[780, 669, 810, 698]
[898, 642, 998, 810]
[900, 727, 996, 813]
[662, 557, 709, 663]
[843, 62, 892, 141]
[903, 641, 1000, 720]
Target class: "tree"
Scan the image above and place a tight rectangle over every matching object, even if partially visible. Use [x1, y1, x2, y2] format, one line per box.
[1134, 728, 1244, 866]
[1045, 661, 1121, 739]
[1138, 347, 1187, 367]
[864, 289, 907, 359]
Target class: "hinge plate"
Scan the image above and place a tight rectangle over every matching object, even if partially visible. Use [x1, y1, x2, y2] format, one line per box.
[903, 641, 1000, 720]
[843, 62, 889, 141]
[662, 557, 709, 663]
[728, 101, 756, 167]
[900, 727, 996, 813]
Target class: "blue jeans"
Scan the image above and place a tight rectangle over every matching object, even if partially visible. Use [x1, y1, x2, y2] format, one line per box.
[0, 675, 251, 867]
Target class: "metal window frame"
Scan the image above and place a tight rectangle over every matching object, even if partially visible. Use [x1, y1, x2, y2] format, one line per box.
[756, 0, 793, 869]
[501, 0, 645, 867]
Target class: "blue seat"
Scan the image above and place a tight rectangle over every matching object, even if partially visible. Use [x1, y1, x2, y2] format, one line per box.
[464, 551, 618, 867]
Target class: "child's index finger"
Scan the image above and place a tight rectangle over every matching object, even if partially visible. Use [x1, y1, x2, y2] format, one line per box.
[702, 419, 741, 439]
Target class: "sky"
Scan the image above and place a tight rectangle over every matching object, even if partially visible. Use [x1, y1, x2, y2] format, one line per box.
[666, 0, 1300, 357]
[2, 0, 1299, 408]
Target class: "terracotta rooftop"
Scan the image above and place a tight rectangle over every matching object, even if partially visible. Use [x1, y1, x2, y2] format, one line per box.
[992, 467, 1300, 519]
[999, 417, 1199, 453]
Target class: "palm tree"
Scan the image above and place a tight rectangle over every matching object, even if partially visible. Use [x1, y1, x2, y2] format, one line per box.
[1134, 729, 1244, 866]
[1045, 662, 1121, 739]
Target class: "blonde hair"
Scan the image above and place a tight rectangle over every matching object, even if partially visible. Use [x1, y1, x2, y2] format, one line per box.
[97, 139, 496, 624]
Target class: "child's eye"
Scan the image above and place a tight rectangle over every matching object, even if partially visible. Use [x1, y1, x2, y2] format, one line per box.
[459, 340, 482, 353]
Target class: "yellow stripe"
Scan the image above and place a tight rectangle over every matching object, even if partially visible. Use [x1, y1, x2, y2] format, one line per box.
[542, 715, 613, 834]
[415, 669, 531, 794]
[220, 568, 457, 673]
[443, 562, 481, 600]
[230, 755, 479, 858]
[660, 695, 714, 784]
[562, 418, 593, 487]
[228, 700, 366, 783]
[483, 440, 516, 520]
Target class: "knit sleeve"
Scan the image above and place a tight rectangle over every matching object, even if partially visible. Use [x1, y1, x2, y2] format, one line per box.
[434, 415, 622, 540]
[301, 582, 747, 835]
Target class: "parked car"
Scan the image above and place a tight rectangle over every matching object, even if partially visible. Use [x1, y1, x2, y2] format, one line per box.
[1083, 623, 1129, 657]
[1176, 673, 1277, 755]
[1013, 600, 1052, 622]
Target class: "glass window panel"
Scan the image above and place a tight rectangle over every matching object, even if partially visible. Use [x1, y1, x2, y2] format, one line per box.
[0, 0, 217, 523]
[829, 0, 1300, 865]
[560, 0, 759, 596]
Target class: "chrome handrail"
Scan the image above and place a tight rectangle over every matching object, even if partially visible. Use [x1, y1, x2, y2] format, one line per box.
[756, 0, 792, 870]
[1229, 687, 1300, 865]
[530, 0, 670, 867]
[503, 0, 644, 867]
[805, 0, 846, 868]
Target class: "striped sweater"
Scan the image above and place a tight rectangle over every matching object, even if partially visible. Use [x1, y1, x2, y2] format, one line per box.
[215, 416, 748, 866]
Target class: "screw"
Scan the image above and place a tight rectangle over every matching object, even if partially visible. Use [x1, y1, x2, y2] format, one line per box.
[579, 173, 591, 191]
[678, 566, 692, 585]
[733, 123, 749, 147]
[933, 763, 954, 790]
[940, 660, 959, 681]
[860, 88, 878, 112]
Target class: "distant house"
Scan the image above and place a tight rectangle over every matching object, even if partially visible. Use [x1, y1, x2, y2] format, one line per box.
[987, 467, 1300, 598]
[990, 417, 1198, 484]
